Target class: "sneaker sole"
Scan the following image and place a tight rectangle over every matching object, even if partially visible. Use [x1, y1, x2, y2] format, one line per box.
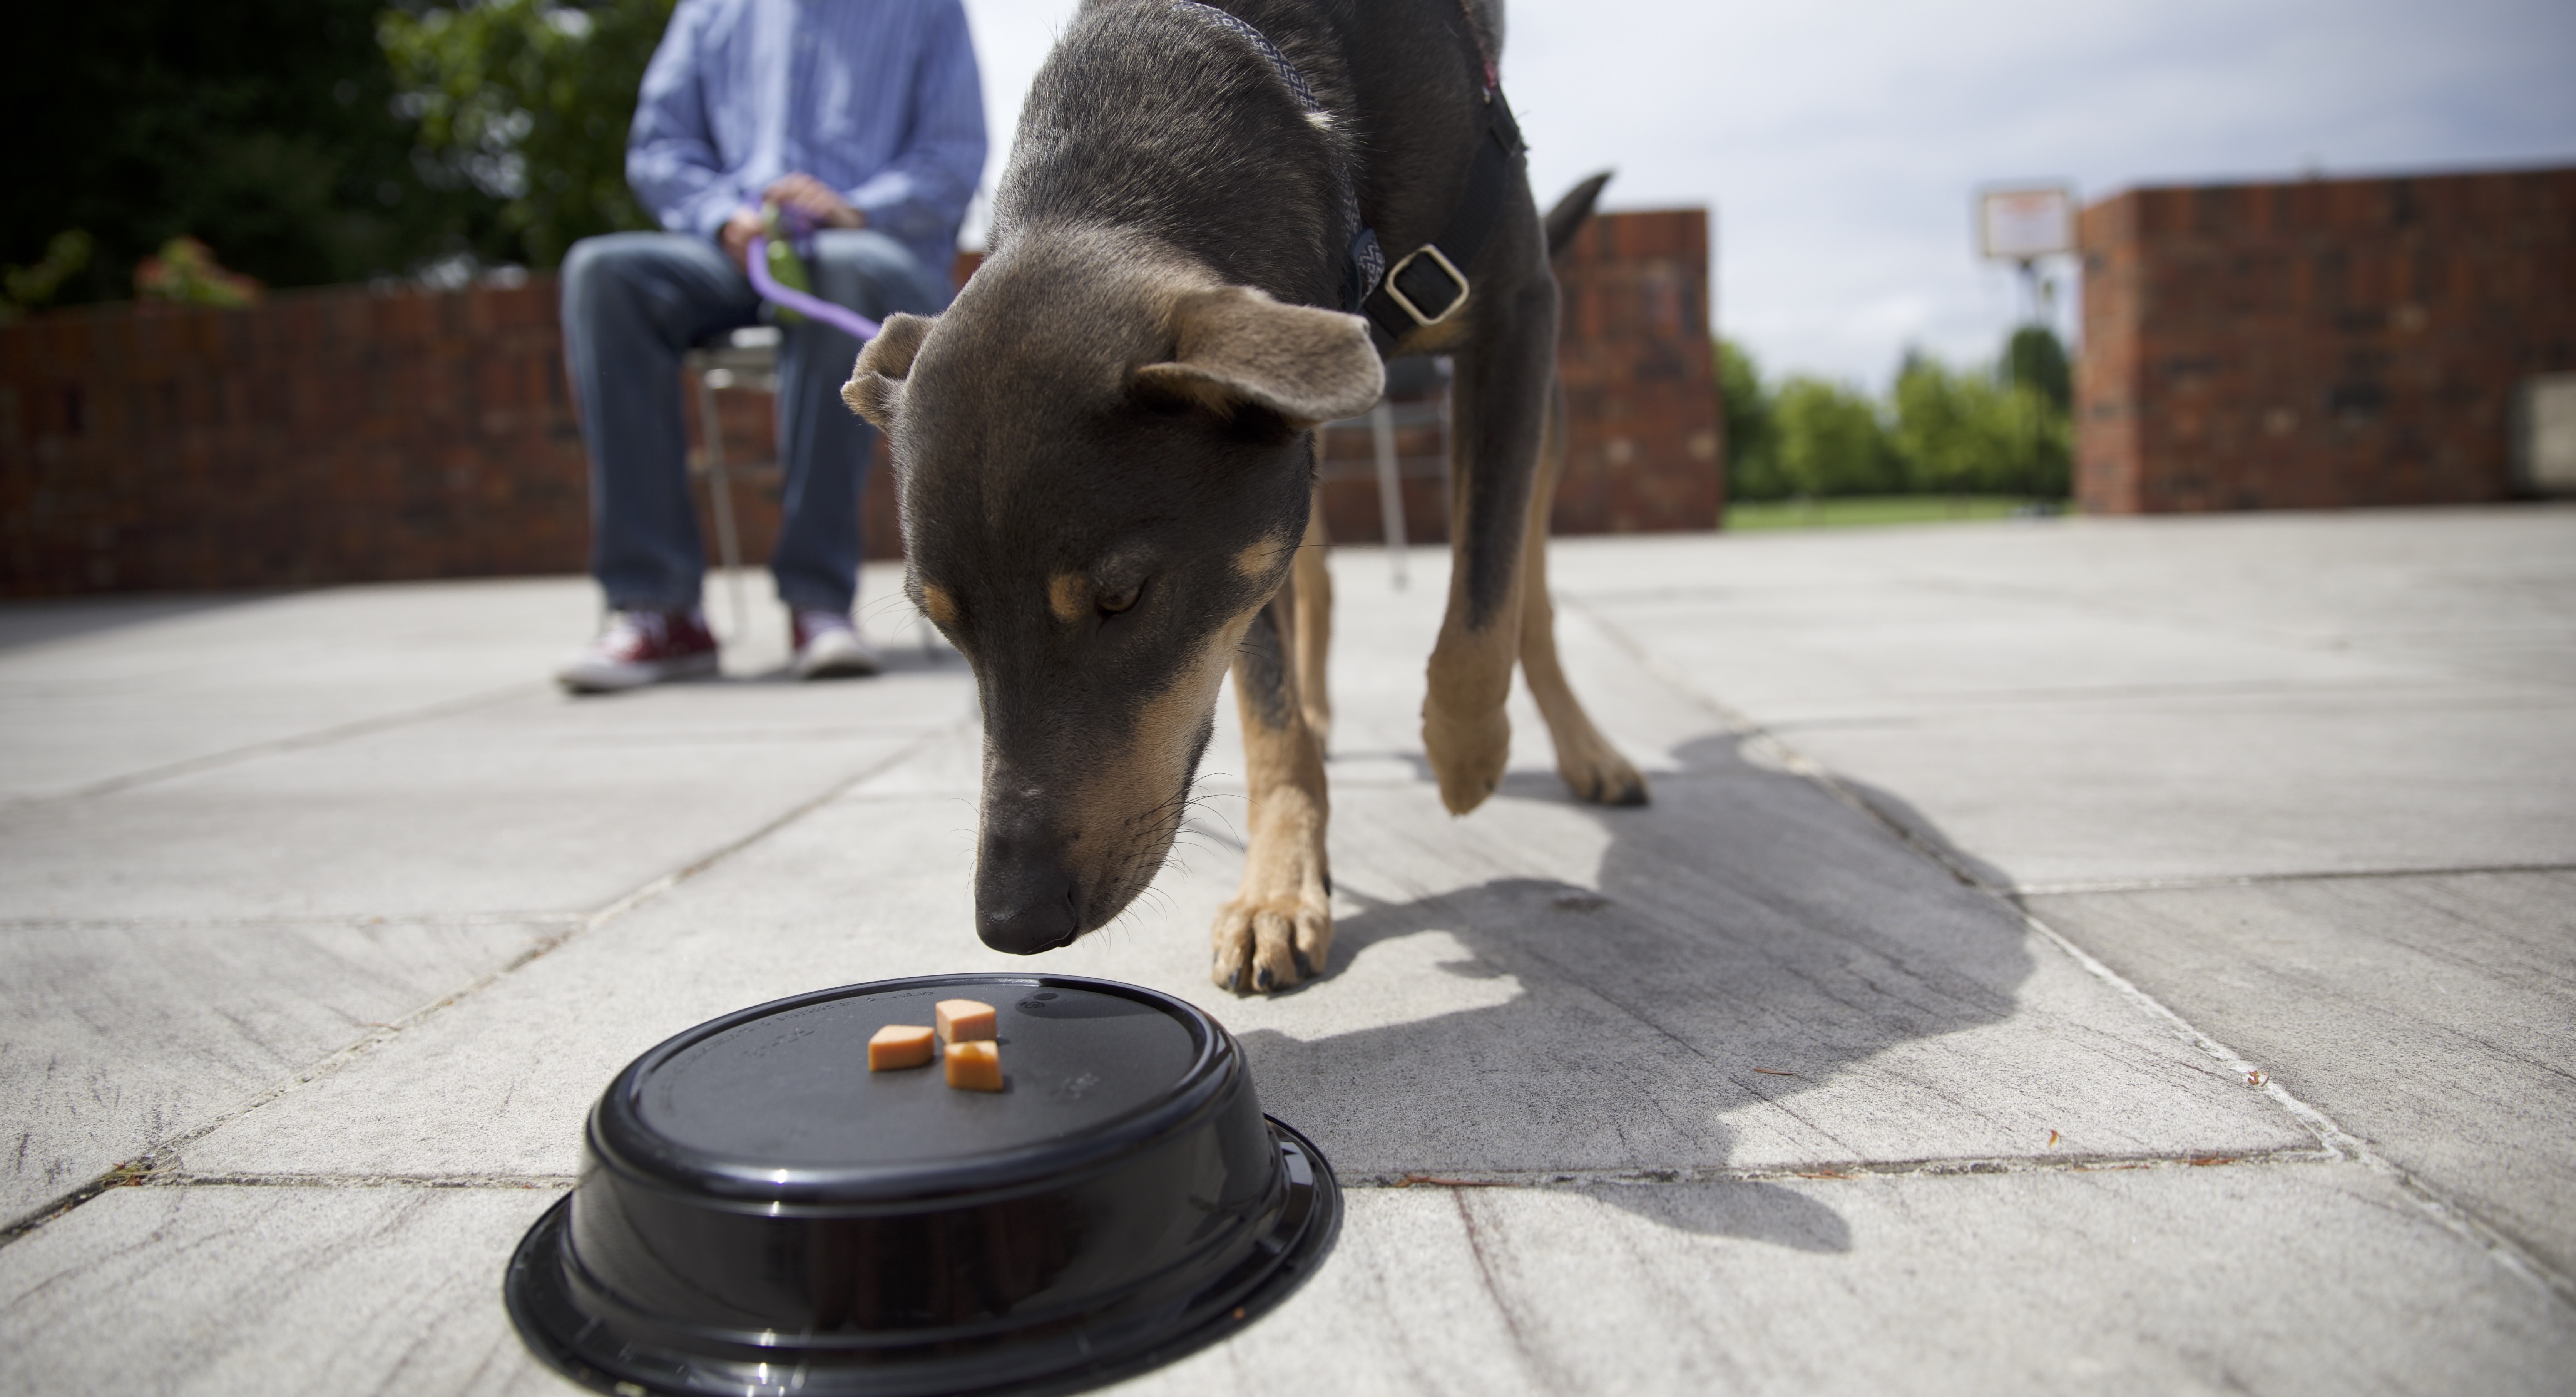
[794, 652, 882, 680]
[557, 651, 722, 693]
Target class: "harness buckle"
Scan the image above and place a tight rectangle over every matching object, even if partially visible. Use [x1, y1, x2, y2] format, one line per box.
[1382, 243, 1471, 327]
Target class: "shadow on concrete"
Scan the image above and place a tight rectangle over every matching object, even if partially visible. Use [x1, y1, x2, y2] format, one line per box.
[0, 593, 273, 653]
[1828, 772, 2018, 895]
[1576, 1180, 1854, 1251]
[1377, 734, 2016, 895]
[1235, 732, 2034, 1252]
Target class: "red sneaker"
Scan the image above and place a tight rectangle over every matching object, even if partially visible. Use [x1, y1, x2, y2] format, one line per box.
[555, 609, 720, 693]
[791, 609, 881, 680]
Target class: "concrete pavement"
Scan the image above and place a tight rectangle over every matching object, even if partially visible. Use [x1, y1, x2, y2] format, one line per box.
[2, 504, 2570, 1394]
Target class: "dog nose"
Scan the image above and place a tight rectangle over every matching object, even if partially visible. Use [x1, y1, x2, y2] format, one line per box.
[975, 836, 1080, 955]
[978, 875, 1078, 953]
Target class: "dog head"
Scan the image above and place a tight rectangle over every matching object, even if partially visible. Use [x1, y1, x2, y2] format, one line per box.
[845, 232, 1380, 954]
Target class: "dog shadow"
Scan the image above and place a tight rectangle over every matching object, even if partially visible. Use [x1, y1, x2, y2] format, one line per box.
[1231, 731, 2035, 1254]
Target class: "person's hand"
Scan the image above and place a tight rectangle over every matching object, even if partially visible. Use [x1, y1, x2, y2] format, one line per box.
[765, 173, 866, 230]
[718, 206, 765, 271]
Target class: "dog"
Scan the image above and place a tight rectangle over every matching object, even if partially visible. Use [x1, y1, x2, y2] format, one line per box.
[843, 0, 1648, 993]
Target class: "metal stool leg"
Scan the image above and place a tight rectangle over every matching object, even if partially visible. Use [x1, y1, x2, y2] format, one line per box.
[696, 367, 750, 644]
[1369, 397, 1407, 590]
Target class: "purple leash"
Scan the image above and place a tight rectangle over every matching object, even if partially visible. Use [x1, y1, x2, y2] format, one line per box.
[745, 234, 882, 342]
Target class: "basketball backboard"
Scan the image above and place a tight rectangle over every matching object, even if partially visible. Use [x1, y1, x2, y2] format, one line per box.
[1978, 185, 2075, 261]
[2516, 372, 2576, 496]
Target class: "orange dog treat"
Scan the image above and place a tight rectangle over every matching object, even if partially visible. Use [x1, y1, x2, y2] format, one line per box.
[868, 1025, 935, 1071]
[935, 998, 997, 1045]
[944, 1040, 1002, 1092]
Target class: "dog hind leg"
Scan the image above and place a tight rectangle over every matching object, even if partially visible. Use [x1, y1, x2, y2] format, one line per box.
[1422, 274, 1555, 815]
[1211, 592, 1333, 992]
[1520, 381, 1649, 805]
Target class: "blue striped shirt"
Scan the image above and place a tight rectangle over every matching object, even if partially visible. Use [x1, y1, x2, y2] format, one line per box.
[628, 0, 987, 278]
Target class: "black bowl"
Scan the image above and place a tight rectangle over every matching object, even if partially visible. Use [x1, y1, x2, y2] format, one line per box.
[504, 973, 1339, 1397]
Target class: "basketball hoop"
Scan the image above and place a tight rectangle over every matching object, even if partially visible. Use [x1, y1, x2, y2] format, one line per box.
[1977, 184, 2075, 325]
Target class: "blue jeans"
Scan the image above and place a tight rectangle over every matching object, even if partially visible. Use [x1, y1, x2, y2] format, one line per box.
[559, 230, 951, 616]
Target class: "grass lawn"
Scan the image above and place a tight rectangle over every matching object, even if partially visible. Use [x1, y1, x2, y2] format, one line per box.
[1724, 495, 2066, 531]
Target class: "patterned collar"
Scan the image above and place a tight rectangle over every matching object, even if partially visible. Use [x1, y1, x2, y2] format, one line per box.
[1171, 1, 1385, 313]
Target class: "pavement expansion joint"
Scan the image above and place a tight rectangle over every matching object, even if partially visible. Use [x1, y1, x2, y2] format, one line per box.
[2009, 900, 2576, 1313]
[2012, 861, 2576, 897]
[2, 678, 547, 810]
[138, 1172, 580, 1191]
[1890, 571, 2392, 655]
[1348, 1147, 2343, 1190]
[1768, 677, 2493, 722]
[6, 1152, 2358, 1205]
[0, 715, 973, 1251]
[0, 911, 592, 932]
[1571, 594, 2576, 1315]
[0, 1162, 157, 1247]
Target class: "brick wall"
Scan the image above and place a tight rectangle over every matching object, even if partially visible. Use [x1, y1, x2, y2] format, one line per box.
[2076, 166, 2576, 514]
[0, 277, 910, 599]
[2, 215, 1720, 598]
[2, 280, 591, 595]
[1315, 208, 1723, 544]
[1551, 208, 1724, 533]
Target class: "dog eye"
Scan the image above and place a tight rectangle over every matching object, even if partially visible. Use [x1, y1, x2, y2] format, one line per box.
[1097, 583, 1142, 615]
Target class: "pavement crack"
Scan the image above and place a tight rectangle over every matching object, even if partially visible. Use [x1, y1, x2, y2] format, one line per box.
[2012, 861, 2576, 897]
[2009, 905, 2576, 1310]
[0, 1159, 161, 1247]
[0, 715, 967, 1250]
[141, 1171, 577, 1190]
[1452, 1188, 1570, 1391]
[0, 911, 588, 933]
[1, 680, 545, 810]
[1358, 1147, 2336, 1191]
[1573, 595, 2576, 1315]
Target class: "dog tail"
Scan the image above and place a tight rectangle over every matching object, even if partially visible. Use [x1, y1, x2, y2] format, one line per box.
[1543, 171, 1614, 265]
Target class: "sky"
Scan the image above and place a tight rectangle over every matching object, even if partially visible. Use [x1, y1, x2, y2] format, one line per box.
[954, 0, 2576, 389]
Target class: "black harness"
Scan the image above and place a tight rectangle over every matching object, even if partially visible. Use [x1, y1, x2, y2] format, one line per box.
[1175, 1, 1527, 355]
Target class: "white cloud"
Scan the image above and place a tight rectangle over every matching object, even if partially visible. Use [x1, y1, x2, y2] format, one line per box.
[958, 0, 2575, 386]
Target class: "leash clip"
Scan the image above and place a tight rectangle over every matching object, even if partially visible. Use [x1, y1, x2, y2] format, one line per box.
[1380, 243, 1471, 327]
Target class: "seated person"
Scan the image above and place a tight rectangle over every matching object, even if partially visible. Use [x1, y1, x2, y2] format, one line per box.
[556, 0, 985, 691]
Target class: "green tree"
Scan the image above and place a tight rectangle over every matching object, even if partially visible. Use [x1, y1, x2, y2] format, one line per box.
[1890, 352, 2070, 497]
[4, 0, 501, 302]
[382, 0, 677, 270]
[1720, 327, 2076, 509]
[2002, 324, 2071, 415]
[1717, 338, 1785, 500]
[1773, 377, 1903, 497]
[2, 233, 96, 321]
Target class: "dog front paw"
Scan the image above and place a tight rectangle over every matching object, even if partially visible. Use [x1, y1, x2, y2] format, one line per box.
[1422, 700, 1511, 814]
[1211, 889, 1332, 993]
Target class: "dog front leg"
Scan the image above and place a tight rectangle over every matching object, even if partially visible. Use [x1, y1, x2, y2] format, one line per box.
[1423, 280, 1556, 814]
[1212, 594, 1332, 992]
[1291, 484, 1333, 750]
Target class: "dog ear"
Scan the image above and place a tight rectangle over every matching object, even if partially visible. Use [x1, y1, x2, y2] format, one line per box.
[841, 312, 938, 430]
[1134, 287, 1383, 429]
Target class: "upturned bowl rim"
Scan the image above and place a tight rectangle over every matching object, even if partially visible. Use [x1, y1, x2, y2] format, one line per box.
[588, 973, 1236, 1208]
